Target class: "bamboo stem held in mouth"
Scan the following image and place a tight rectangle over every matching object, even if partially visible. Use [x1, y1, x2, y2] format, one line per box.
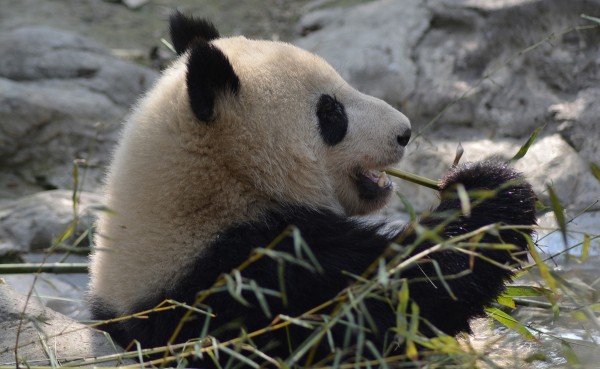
[384, 168, 440, 191]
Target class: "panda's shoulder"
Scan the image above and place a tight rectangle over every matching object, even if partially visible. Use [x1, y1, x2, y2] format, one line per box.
[183, 206, 390, 288]
[221, 206, 387, 248]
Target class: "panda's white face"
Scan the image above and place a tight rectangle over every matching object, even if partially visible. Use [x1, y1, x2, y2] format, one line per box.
[178, 36, 412, 215]
[89, 17, 411, 313]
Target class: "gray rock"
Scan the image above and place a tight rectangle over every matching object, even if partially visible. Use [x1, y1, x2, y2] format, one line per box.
[0, 26, 157, 198]
[513, 134, 600, 212]
[295, 0, 600, 138]
[553, 87, 600, 164]
[0, 279, 132, 367]
[297, 0, 600, 213]
[3, 253, 90, 319]
[3, 271, 90, 320]
[295, 0, 430, 107]
[0, 78, 119, 192]
[0, 26, 156, 107]
[436, 0, 599, 138]
[0, 190, 102, 255]
[390, 133, 600, 213]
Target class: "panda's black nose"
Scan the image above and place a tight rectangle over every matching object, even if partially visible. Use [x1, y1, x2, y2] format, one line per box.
[397, 128, 411, 147]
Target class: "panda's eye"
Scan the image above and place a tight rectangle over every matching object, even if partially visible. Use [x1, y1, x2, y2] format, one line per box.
[316, 94, 348, 146]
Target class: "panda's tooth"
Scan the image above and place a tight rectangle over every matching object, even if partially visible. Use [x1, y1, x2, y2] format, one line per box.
[377, 172, 387, 188]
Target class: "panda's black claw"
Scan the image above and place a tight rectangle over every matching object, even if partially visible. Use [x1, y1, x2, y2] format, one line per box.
[437, 160, 537, 233]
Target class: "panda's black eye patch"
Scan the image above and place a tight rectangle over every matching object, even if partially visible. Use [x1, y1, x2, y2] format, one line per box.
[316, 94, 348, 146]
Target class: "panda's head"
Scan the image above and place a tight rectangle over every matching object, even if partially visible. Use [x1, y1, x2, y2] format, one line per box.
[161, 13, 411, 216]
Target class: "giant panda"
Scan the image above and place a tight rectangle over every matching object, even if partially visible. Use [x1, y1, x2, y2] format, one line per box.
[89, 12, 536, 368]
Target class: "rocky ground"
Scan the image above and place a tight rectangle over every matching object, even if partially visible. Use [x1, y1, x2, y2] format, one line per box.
[1, 0, 600, 367]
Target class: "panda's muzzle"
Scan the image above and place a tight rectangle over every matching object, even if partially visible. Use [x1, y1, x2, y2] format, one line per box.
[355, 169, 393, 200]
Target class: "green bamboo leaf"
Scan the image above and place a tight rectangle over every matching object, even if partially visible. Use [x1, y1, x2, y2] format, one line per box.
[396, 280, 409, 334]
[72, 160, 79, 210]
[199, 306, 213, 339]
[409, 301, 420, 337]
[377, 257, 389, 287]
[510, 126, 542, 162]
[278, 315, 316, 329]
[161, 38, 177, 53]
[55, 221, 76, 244]
[430, 259, 457, 300]
[591, 162, 600, 182]
[571, 310, 587, 321]
[218, 345, 260, 368]
[504, 285, 550, 297]
[291, 227, 323, 274]
[535, 199, 547, 212]
[366, 341, 390, 369]
[224, 273, 250, 306]
[485, 307, 535, 340]
[406, 340, 419, 361]
[581, 233, 590, 262]
[277, 261, 288, 307]
[257, 248, 316, 273]
[527, 236, 558, 293]
[133, 341, 145, 367]
[581, 13, 600, 25]
[456, 183, 471, 217]
[496, 295, 516, 309]
[561, 341, 580, 365]
[547, 185, 568, 247]
[248, 280, 272, 318]
[395, 191, 417, 222]
[452, 142, 464, 167]
[403, 302, 421, 360]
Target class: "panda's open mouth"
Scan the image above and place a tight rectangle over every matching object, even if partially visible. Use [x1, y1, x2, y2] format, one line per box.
[354, 169, 393, 200]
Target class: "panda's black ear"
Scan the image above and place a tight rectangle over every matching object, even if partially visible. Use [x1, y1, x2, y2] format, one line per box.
[186, 41, 240, 123]
[169, 11, 220, 55]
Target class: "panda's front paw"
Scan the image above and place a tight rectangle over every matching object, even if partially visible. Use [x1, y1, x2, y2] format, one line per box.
[438, 160, 537, 242]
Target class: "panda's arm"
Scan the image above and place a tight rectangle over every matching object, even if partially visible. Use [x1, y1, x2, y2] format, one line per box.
[112, 207, 398, 358]
[210, 161, 536, 340]
[110, 161, 535, 360]
[392, 161, 537, 335]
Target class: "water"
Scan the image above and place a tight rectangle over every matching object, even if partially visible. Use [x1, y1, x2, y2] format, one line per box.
[468, 210, 600, 368]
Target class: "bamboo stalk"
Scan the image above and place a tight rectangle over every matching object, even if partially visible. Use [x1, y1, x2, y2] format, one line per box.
[0, 263, 88, 274]
[384, 167, 440, 191]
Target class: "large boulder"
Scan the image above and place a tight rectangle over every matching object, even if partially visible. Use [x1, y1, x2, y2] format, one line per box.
[0, 190, 102, 255]
[296, 0, 600, 137]
[0, 280, 132, 366]
[553, 87, 600, 165]
[296, 0, 600, 212]
[295, 0, 428, 108]
[390, 133, 600, 212]
[0, 26, 157, 198]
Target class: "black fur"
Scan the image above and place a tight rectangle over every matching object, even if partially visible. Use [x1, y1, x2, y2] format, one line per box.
[397, 128, 411, 146]
[186, 42, 240, 122]
[91, 161, 536, 368]
[169, 11, 220, 55]
[316, 94, 348, 146]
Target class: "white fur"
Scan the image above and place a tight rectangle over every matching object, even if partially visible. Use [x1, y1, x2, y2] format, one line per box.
[89, 37, 410, 315]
